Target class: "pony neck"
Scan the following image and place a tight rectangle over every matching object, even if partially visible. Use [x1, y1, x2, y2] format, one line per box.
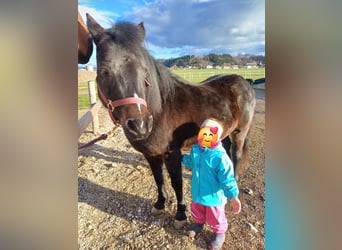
[145, 56, 190, 115]
[151, 59, 177, 100]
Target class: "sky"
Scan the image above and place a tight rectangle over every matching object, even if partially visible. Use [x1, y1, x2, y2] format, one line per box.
[78, 0, 265, 66]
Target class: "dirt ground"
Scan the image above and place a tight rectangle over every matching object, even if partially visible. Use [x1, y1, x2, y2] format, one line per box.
[78, 75, 265, 249]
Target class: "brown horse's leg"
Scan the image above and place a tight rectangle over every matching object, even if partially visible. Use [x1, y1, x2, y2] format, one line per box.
[145, 156, 168, 213]
[229, 129, 250, 181]
[240, 136, 250, 173]
[164, 148, 187, 229]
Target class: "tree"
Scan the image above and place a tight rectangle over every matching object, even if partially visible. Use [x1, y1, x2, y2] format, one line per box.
[159, 53, 265, 68]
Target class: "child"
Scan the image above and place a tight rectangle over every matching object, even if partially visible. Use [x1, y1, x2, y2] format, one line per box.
[182, 118, 241, 250]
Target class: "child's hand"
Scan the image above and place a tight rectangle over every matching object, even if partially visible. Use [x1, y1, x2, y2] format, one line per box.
[230, 197, 241, 214]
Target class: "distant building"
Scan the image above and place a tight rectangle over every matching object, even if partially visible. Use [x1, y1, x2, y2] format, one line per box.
[244, 62, 258, 69]
[223, 63, 232, 69]
[169, 65, 179, 70]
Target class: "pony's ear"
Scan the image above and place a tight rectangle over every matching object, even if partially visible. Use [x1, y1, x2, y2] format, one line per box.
[86, 13, 104, 43]
[137, 22, 146, 38]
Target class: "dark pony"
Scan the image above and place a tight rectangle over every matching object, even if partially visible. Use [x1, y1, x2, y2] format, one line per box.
[86, 14, 255, 229]
[78, 12, 93, 64]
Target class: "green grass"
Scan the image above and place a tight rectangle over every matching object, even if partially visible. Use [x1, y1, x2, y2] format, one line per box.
[78, 68, 265, 109]
[78, 81, 93, 110]
[172, 68, 265, 83]
[78, 94, 91, 110]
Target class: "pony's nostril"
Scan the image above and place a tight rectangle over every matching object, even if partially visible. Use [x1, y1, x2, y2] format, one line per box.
[126, 119, 136, 132]
[125, 117, 152, 138]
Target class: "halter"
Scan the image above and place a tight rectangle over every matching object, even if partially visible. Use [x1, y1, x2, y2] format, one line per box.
[96, 79, 151, 126]
[78, 77, 151, 152]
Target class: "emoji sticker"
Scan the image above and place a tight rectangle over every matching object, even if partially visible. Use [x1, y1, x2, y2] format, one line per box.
[197, 126, 219, 148]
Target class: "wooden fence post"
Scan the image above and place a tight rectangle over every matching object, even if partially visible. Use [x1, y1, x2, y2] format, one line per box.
[88, 80, 99, 134]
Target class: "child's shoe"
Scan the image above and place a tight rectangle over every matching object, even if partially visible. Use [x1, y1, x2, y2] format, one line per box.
[187, 223, 204, 238]
[209, 233, 225, 250]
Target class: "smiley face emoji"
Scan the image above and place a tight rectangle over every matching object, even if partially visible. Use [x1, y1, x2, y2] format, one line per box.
[197, 126, 219, 148]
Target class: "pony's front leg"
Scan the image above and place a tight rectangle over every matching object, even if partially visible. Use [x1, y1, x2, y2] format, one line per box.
[165, 148, 187, 229]
[145, 156, 168, 214]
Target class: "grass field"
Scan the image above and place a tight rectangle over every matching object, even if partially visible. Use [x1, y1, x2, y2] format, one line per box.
[78, 81, 94, 110]
[173, 68, 265, 83]
[78, 68, 265, 109]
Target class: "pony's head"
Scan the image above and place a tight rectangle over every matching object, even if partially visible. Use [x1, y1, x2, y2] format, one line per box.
[86, 14, 160, 141]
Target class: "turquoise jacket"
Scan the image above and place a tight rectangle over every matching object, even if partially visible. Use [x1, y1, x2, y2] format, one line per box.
[182, 143, 239, 207]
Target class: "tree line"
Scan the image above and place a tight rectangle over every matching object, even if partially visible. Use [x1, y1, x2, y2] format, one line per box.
[158, 53, 265, 68]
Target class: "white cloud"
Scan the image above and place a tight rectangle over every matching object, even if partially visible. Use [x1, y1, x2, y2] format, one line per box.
[191, 0, 216, 3]
[78, 5, 115, 28]
[121, 0, 265, 57]
[78, 0, 265, 60]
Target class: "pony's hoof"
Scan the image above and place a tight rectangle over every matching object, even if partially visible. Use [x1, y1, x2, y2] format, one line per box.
[151, 206, 164, 216]
[174, 219, 187, 229]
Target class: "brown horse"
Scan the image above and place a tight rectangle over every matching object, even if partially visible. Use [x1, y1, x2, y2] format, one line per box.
[78, 12, 93, 64]
[86, 13, 255, 228]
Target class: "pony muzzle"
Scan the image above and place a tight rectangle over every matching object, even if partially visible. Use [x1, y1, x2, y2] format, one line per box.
[125, 115, 153, 139]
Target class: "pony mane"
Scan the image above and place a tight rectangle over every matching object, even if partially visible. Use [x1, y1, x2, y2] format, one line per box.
[152, 60, 178, 103]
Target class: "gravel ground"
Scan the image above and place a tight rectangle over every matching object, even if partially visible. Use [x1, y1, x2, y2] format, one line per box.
[78, 76, 265, 249]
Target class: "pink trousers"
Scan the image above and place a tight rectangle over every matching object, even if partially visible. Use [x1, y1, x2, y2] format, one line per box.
[190, 202, 228, 234]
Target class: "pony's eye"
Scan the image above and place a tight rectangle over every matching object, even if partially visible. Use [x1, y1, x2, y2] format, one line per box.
[99, 68, 110, 77]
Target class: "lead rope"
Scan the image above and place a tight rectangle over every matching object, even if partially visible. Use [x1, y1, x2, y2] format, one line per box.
[78, 125, 120, 152]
